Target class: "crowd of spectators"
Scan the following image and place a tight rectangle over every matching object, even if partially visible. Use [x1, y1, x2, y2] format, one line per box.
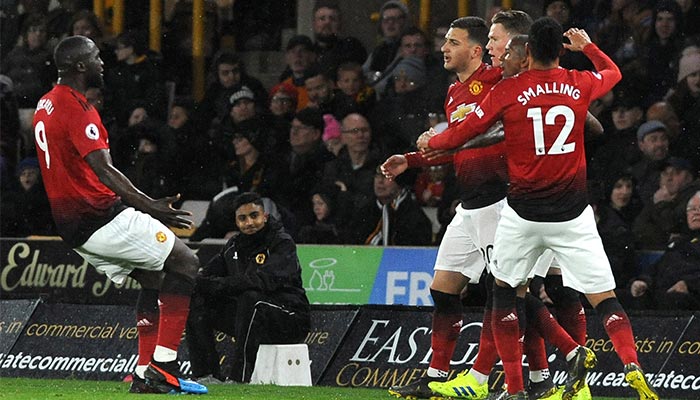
[1, 0, 700, 309]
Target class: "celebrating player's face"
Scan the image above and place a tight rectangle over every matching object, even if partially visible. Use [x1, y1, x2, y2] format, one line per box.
[486, 23, 509, 67]
[500, 40, 527, 78]
[440, 27, 472, 73]
[84, 45, 104, 89]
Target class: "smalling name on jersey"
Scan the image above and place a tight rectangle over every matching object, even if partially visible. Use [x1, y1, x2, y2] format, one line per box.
[517, 82, 581, 106]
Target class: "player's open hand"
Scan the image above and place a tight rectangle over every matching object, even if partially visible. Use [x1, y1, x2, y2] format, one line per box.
[416, 128, 437, 151]
[151, 194, 194, 229]
[381, 155, 408, 180]
[563, 28, 592, 52]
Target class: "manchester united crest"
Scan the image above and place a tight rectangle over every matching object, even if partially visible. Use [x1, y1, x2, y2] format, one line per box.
[155, 231, 167, 243]
[469, 80, 483, 95]
[255, 253, 266, 264]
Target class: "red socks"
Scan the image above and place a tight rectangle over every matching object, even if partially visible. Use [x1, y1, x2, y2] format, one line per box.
[557, 302, 587, 345]
[492, 284, 523, 394]
[157, 293, 191, 354]
[596, 298, 639, 366]
[429, 289, 463, 372]
[472, 308, 499, 376]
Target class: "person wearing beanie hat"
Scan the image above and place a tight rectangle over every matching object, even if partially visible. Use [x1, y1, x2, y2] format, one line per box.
[279, 35, 317, 110]
[391, 56, 427, 93]
[227, 85, 257, 126]
[322, 114, 344, 156]
[269, 82, 298, 120]
[677, 50, 700, 83]
[2, 155, 56, 237]
[229, 85, 255, 106]
[636, 120, 668, 143]
[629, 120, 670, 206]
[665, 45, 700, 139]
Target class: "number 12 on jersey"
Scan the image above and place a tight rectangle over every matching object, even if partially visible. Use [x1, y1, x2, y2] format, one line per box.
[527, 105, 575, 156]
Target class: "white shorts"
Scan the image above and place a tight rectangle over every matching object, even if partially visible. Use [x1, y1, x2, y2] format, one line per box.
[492, 202, 615, 293]
[529, 249, 561, 279]
[74, 207, 176, 285]
[434, 199, 505, 283]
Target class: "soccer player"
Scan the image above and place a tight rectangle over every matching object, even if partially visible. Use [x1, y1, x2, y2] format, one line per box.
[32, 35, 207, 395]
[419, 18, 659, 400]
[384, 13, 534, 400]
[430, 33, 597, 400]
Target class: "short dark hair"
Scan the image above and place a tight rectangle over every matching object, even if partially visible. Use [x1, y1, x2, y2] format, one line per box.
[215, 51, 241, 68]
[313, 0, 340, 14]
[491, 10, 533, 36]
[233, 192, 264, 214]
[54, 35, 92, 73]
[68, 10, 103, 37]
[400, 26, 428, 44]
[116, 30, 148, 56]
[509, 34, 529, 58]
[450, 17, 489, 48]
[528, 17, 563, 64]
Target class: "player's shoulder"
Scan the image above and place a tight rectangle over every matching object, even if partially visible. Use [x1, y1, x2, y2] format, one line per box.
[477, 63, 504, 83]
[49, 85, 94, 114]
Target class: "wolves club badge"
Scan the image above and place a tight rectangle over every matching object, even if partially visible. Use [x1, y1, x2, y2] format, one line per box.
[469, 80, 483, 95]
[155, 231, 167, 243]
[255, 253, 266, 264]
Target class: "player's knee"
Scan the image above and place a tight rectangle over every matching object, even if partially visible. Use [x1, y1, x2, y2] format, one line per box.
[165, 242, 200, 280]
[545, 275, 580, 306]
[430, 288, 462, 315]
[492, 282, 516, 309]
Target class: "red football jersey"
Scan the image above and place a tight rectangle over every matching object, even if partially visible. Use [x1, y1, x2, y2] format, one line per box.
[407, 63, 507, 209]
[33, 85, 121, 246]
[430, 44, 621, 221]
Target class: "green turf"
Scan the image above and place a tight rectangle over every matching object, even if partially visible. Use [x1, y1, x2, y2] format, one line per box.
[0, 377, 637, 400]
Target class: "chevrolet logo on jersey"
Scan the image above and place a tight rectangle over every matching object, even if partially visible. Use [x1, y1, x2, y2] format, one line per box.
[450, 102, 477, 123]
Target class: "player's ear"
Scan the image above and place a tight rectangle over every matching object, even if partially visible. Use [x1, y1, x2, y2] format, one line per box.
[76, 61, 86, 71]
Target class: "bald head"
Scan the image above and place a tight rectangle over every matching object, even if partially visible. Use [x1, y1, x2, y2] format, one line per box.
[54, 35, 97, 74]
[54, 35, 104, 90]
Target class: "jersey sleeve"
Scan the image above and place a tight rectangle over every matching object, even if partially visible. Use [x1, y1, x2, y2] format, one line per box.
[64, 100, 110, 158]
[405, 151, 453, 168]
[429, 88, 503, 150]
[582, 43, 622, 101]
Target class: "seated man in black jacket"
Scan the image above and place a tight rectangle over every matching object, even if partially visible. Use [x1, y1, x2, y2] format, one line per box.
[628, 190, 700, 310]
[185, 192, 311, 383]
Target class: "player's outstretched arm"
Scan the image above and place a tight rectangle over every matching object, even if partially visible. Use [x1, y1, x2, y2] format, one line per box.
[85, 149, 193, 229]
[381, 155, 408, 180]
[460, 121, 504, 149]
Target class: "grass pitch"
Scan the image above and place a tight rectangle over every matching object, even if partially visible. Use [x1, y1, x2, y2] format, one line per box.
[0, 377, 642, 400]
